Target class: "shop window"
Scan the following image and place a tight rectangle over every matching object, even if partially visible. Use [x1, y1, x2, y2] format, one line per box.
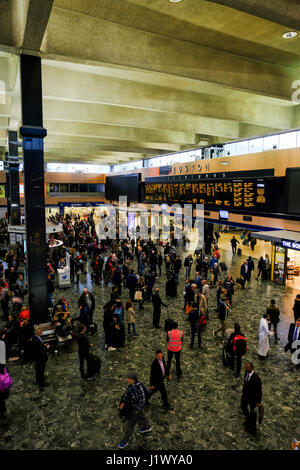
[59, 184, 69, 192]
[70, 183, 79, 192]
[49, 183, 59, 193]
[79, 184, 88, 192]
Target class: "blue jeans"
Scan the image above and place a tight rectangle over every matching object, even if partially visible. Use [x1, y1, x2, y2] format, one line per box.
[186, 268, 191, 280]
[128, 323, 137, 335]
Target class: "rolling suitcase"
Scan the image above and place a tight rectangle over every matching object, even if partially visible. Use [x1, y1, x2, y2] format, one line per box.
[220, 262, 227, 272]
[166, 279, 177, 297]
[88, 353, 101, 377]
[237, 248, 242, 255]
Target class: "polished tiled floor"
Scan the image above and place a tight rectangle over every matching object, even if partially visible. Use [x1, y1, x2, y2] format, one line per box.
[0, 238, 299, 450]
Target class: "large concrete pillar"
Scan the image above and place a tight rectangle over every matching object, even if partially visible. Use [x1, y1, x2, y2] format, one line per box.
[19, 54, 48, 324]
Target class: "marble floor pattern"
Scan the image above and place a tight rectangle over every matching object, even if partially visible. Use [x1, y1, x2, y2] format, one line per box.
[0, 242, 299, 451]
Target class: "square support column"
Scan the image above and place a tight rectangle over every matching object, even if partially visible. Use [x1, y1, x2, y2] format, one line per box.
[19, 54, 48, 324]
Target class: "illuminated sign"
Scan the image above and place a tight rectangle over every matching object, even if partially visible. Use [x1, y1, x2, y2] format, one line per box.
[144, 178, 267, 211]
[281, 239, 300, 251]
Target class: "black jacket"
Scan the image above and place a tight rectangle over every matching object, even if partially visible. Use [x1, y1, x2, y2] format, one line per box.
[75, 333, 91, 356]
[78, 292, 95, 311]
[188, 308, 199, 327]
[242, 371, 262, 407]
[32, 335, 48, 363]
[293, 299, 300, 321]
[152, 293, 167, 311]
[266, 305, 280, 324]
[285, 323, 300, 352]
[150, 357, 167, 386]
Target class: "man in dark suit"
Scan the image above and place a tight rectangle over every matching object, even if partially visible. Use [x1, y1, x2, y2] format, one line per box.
[75, 323, 94, 379]
[152, 288, 168, 329]
[148, 350, 173, 410]
[31, 326, 50, 389]
[247, 256, 255, 281]
[241, 362, 262, 434]
[285, 319, 300, 355]
[240, 260, 249, 285]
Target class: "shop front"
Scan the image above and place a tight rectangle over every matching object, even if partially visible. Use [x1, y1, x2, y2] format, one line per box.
[252, 230, 300, 290]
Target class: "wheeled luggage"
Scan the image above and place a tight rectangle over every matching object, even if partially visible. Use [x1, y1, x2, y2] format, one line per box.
[237, 248, 242, 255]
[220, 262, 227, 272]
[165, 279, 177, 297]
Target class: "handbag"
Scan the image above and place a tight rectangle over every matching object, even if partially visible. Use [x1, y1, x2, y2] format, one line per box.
[0, 368, 13, 392]
[134, 290, 143, 301]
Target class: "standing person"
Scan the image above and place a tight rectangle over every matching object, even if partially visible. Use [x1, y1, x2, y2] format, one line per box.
[228, 323, 247, 378]
[31, 326, 49, 390]
[216, 280, 223, 312]
[103, 303, 116, 352]
[78, 288, 95, 328]
[266, 299, 280, 342]
[213, 296, 230, 339]
[240, 260, 249, 287]
[292, 294, 300, 322]
[157, 252, 163, 277]
[263, 254, 270, 280]
[258, 313, 273, 359]
[173, 255, 182, 285]
[241, 362, 262, 435]
[152, 288, 168, 329]
[165, 322, 183, 380]
[247, 256, 255, 281]
[256, 256, 265, 280]
[230, 236, 239, 254]
[284, 319, 300, 366]
[145, 270, 155, 302]
[184, 254, 193, 281]
[127, 270, 138, 302]
[188, 303, 206, 350]
[75, 258, 82, 284]
[148, 350, 173, 410]
[0, 332, 10, 425]
[125, 300, 138, 337]
[75, 323, 93, 380]
[214, 230, 220, 245]
[118, 371, 152, 449]
[223, 274, 235, 307]
[201, 280, 210, 313]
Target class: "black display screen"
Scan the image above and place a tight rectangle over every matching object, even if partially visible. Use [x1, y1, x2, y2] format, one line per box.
[105, 174, 140, 203]
[285, 168, 300, 215]
[144, 177, 284, 213]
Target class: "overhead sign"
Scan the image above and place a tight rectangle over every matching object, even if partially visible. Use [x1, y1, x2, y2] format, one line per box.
[281, 239, 300, 251]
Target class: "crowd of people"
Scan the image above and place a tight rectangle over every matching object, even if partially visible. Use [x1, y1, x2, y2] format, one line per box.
[0, 211, 299, 449]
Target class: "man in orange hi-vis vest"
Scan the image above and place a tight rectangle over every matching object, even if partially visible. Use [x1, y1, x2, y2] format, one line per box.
[166, 322, 183, 381]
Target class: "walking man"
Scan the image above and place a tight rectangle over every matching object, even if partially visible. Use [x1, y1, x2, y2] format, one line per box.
[118, 371, 152, 449]
[148, 350, 173, 410]
[241, 362, 262, 435]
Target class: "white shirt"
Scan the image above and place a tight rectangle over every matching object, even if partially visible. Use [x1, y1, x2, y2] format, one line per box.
[245, 370, 254, 382]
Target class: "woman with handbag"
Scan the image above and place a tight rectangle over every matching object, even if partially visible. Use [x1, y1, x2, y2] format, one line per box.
[0, 331, 12, 425]
[125, 300, 138, 337]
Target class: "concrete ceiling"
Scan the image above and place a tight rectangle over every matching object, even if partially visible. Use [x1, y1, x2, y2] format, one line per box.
[0, 0, 299, 164]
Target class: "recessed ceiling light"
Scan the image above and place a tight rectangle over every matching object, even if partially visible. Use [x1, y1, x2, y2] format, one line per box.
[169, 0, 183, 3]
[283, 31, 298, 39]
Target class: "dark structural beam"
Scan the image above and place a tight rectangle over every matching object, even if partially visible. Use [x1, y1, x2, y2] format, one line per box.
[19, 53, 48, 324]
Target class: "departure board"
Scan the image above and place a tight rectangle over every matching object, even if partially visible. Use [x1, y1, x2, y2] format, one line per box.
[144, 179, 267, 211]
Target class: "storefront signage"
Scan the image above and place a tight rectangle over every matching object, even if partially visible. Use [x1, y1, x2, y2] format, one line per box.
[282, 239, 300, 251]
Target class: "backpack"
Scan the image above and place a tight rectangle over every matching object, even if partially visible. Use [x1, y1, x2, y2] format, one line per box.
[233, 334, 247, 356]
[197, 314, 207, 330]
